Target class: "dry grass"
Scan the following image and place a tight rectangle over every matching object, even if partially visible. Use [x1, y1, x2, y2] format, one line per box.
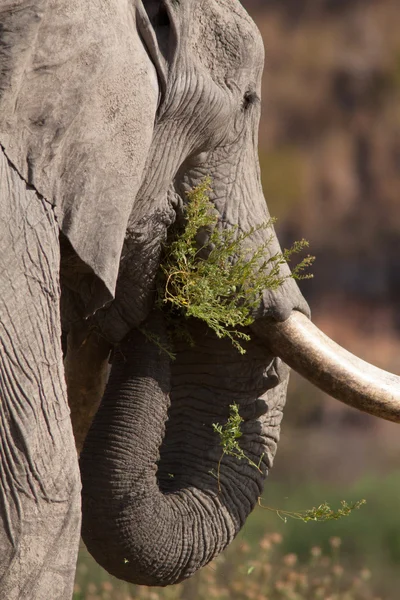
[74, 534, 382, 600]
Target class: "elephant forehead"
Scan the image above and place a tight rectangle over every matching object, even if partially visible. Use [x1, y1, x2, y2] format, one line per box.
[190, 0, 265, 84]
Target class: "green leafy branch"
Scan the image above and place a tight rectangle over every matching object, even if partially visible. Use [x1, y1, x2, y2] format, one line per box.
[213, 404, 366, 523]
[258, 498, 366, 524]
[212, 404, 264, 491]
[156, 177, 314, 354]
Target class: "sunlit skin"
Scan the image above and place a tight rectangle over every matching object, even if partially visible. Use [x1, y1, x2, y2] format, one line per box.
[0, 1, 399, 597]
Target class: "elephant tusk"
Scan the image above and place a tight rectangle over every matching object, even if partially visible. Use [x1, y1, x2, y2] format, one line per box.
[258, 311, 400, 424]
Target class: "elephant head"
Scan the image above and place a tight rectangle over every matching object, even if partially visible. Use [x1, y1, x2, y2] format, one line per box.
[76, 0, 310, 585]
[77, 0, 400, 587]
[1, 0, 399, 595]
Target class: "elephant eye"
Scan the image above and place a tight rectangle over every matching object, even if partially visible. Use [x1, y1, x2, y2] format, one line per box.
[154, 5, 170, 28]
[145, 1, 170, 28]
[242, 91, 260, 111]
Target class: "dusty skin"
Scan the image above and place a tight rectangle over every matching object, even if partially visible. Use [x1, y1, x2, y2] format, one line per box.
[0, 1, 399, 598]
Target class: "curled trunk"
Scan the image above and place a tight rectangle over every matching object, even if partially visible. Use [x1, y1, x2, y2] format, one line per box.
[80, 315, 287, 585]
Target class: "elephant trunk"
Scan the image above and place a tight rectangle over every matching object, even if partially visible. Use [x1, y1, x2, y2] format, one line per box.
[80, 315, 284, 586]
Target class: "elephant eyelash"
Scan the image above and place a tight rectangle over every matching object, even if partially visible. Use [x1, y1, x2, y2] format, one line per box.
[242, 91, 260, 111]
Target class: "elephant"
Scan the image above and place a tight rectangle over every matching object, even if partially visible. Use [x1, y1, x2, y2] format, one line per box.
[0, 0, 399, 598]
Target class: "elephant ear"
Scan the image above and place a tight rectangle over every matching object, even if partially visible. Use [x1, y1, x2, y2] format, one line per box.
[0, 1, 173, 315]
[137, 0, 178, 99]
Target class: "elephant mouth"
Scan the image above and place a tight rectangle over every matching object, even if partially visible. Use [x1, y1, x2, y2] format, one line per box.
[253, 310, 400, 424]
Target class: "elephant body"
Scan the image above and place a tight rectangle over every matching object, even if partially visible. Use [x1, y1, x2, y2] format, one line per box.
[0, 149, 81, 598]
[1, 1, 396, 598]
[1, 2, 303, 594]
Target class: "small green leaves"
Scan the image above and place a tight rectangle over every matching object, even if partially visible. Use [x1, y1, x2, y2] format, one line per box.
[296, 499, 367, 523]
[212, 403, 245, 460]
[213, 408, 366, 525]
[157, 177, 313, 353]
[138, 326, 176, 360]
[258, 498, 367, 524]
[212, 404, 263, 484]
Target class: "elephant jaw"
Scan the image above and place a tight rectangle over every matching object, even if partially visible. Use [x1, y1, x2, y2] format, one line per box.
[254, 311, 400, 424]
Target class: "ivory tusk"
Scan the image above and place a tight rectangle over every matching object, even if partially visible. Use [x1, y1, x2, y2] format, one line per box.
[257, 311, 400, 424]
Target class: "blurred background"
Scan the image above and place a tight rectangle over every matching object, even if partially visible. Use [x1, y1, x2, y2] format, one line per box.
[74, 1, 400, 598]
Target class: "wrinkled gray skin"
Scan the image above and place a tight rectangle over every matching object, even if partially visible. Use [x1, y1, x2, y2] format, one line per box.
[0, 0, 309, 597]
